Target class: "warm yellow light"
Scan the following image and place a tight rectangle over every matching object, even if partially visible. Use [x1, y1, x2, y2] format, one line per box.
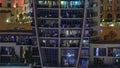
[17, 14, 19, 18]
[113, 19, 116, 22]
[6, 19, 9, 22]
[102, 19, 104, 21]
[109, 24, 114, 27]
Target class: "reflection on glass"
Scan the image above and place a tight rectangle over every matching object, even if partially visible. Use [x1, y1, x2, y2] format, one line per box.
[38, 0, 59, 8]
[61, 20, 82, 28]
[39, 29, 58, 37]
[61, 30, 81, 37]
[108, 48, 120, 57]
[94, 48, 106, 56]
[61, 49, 77, 67]
[61, 39, 79, 47]
[82, 39, 89, 47]
[41, 49, 58, 66]
[38, 19, 58, 28]
[81, 48, 89, 56]
[40, 39, 58, 47]
[61, 1, 83, 8]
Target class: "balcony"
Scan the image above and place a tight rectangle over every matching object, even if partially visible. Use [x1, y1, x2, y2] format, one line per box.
[60, 1, 84, 8]
[61, 49, 77, 67]
[61, 10, 83, 18]
[60, 29, 81, 37]
[37, 1, 59, 8]
[86, 20, 97, 27]
[61, 20, 82, 28]
[40, 39, 58, 47]
[60, 39, 80, 47]
[37, 19, 58, 28]
[87, 11, 98, 17]
[37, 10, 58, 18]
[89, 30, 98, 37]
[60, 33, 81, 38]
[38, 29, 58, 37]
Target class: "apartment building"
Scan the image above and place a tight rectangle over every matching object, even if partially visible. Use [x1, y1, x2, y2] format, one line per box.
[90, 0, 120, 67]
[32, 0, 98, 68]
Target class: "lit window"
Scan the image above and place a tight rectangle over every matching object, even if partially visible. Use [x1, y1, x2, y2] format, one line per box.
[100, 29, 103, 32]
[100, 23, 103, 26]
[102, 19, 104, 22]
[108, 0, 112, 4]
[82, 39, 89, 46]
[93, 2, 97, 7]
[94, 48, 106, 56]
[109, 24, 114, 27]
[61, 1, 68, 8]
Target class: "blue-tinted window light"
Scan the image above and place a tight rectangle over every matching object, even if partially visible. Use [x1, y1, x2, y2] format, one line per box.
[96, 48, 99, 56]
[61, 1, 68, 8]
[70, 1, 81, 8]
[81, 59, 87, 67]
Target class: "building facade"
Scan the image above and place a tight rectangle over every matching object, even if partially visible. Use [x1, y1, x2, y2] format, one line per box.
[32, 0, 98, 68]
[99, 0, 120, 40]
[90, 0, 120, 67]
[0, 0, 32, 30]
[0, 0, 34, 66]
[90, 44, 120, 65]
[0, 0, 102, 68]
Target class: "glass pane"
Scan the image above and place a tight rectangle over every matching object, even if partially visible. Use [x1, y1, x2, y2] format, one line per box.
[61, 49, 77, 67]
[41, 49, 58, 66]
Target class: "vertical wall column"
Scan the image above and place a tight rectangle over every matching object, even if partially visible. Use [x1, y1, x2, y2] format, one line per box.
[76, 0, 87, 67]
[32, 0, 43, 66]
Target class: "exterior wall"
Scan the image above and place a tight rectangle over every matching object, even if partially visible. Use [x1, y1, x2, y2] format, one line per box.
[0, 0, 32, 30]
[0, 43, 25, 57]
[32, 0, 94, 67]
[90, 44, 120, 64]
[99, 0, 120, 40]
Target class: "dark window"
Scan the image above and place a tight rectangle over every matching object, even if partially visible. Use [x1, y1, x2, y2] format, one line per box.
[100, 6, 103, 12]
[108, 6, 112, 11]
[32, 57, 41, 65]
[94, 58, 104, 64]
[100, 0, 103, 4]
[7, 3, 11, 8]
[41, 49, 58, 66]
[32, 47, 39, 56]
[117, 7, 120, 11]
[0, 3, 2, 7]
[107, 14, 112, 18]
[116, 14, 120, 18]
[108, 0, 112, 4]
[108, 48, 113, 56]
